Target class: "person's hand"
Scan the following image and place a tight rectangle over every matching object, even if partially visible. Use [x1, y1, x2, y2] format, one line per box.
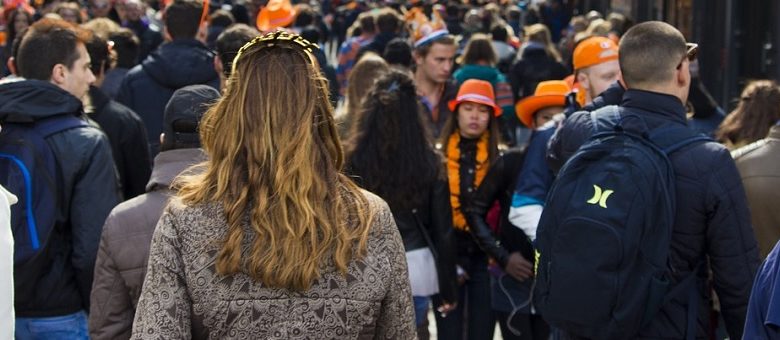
[505, 252, 534, 282]
[437, 301, 457, 318]
[456, 265, 470, 285]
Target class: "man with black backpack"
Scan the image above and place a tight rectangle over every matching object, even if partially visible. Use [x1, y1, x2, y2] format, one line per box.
[538, 21, 759, 339]
[0, 18, 121, 339]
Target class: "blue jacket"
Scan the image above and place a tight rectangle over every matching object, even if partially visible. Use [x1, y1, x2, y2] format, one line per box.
[547, 89, 760, 339]
[117, 39, 219, 157]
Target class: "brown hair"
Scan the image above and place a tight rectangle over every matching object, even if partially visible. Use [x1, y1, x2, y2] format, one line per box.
[414, 34, 456, 58]
[177, 33, 375, 291]
[525, 23, 562, 62]
[342, 53, 389, 138]
[619, 21, 686, 89]
[716, 80, 780, 147]
[460, 33, 497, 66]
[17, 18, 92, 81]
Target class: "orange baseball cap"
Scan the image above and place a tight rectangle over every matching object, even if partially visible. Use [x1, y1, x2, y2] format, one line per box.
[448, 79, 502, 117]
[256, 0, 296, 32]
[573, 36, 618, 71]
[515, 80, 571, 127]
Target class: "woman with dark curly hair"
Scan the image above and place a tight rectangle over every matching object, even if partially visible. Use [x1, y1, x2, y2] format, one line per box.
[345, 70, 458, 339]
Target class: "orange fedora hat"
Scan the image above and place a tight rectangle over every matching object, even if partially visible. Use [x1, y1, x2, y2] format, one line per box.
[448, 79, 502, 117]
[515, 80, 571, 127]
[256, 0, 296, 32]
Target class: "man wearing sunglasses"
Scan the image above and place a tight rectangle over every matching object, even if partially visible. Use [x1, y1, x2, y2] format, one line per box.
[545, 21, 759, 340]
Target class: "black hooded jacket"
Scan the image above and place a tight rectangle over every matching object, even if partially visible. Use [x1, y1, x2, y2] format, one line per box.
[88, 86, 151, 200]
[0, 79, 121, 317]
[117, 39, 219, 157]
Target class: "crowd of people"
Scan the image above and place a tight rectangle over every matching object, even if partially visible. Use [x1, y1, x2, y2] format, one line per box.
[0, 0, 779, 339]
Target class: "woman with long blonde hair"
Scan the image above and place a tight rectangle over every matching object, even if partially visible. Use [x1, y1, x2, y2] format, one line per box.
[131, 31, 415, 339]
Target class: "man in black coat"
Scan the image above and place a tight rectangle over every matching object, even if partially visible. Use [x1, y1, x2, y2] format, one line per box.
[547, 21, 759, 339]
[117, 0, 219, 158]
[85, 30, 151, 200]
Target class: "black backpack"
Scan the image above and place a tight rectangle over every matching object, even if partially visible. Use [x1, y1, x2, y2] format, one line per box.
[0, 114, 86, 266]
[533, 106, 709, 339]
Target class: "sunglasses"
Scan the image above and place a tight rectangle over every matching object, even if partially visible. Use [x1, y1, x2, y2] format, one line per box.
[676, 43, 699, 69]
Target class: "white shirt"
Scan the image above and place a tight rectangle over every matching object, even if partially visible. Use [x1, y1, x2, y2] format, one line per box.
[0, 185, 16, 337]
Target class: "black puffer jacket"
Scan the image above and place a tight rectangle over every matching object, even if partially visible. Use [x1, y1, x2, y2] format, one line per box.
[547, 89, 760, 339]
[0, 80, 121, 317]
[116, 39, 219, 157]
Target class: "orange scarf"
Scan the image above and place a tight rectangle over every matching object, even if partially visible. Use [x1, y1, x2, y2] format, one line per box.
[446, 130, 490, 232]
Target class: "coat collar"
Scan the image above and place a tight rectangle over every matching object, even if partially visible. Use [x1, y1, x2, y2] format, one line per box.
[621, 89, 688, 125]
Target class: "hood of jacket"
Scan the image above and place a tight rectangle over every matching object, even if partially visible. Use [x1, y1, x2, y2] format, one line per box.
[0, 79, 83, 122]
[140, 39, 218, 89]
[146, 148, 207, 192]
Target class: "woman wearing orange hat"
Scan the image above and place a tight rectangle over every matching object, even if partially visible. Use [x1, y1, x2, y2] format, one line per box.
[435, 79, 502, 340]
[462, 81, 570, 340]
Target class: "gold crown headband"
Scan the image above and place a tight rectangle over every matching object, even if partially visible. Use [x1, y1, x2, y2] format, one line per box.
[230, 30, 320, 77]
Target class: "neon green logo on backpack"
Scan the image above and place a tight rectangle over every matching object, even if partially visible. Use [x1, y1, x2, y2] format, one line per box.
[587, 185, 614, 208]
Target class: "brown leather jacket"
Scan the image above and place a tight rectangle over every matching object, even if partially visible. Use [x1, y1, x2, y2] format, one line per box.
[89, 149, 207, 340]
[733, 125, 780, 259]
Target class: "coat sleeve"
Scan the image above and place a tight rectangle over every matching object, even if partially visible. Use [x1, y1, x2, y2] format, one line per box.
[70, 132, 121, 309]
[120, 110, 152, 198]
[89, 214, 134, 340]
[465, 154, 511, 267]
[374, 202, 416, 340]
[546, 111, 594, 173]
[131, 211, 192, 339]
[704, 146, 761, 339]
[430, 177, 458, 305]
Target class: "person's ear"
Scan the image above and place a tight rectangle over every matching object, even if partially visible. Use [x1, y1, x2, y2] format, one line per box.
[413, 51, 424, 66]
[676, 59, 689, 87]
[6, 57, 16, 76]
[160, 133, 165, 145]
[576, 71, 589, 89]
[50, 63, 67, 85]
[214, 55, 223, 74]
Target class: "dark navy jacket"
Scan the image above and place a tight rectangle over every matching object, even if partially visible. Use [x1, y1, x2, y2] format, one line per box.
[116, 39, 219, 158]
[547, 89, 760, 339]
[0, 80, 121, 317]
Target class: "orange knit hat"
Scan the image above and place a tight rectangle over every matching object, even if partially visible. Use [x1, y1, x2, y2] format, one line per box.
[448, 79, 502, 117]
[515, 80, 571, 127]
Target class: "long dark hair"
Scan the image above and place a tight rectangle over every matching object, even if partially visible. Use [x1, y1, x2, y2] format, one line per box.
[345, 70, 441, 210]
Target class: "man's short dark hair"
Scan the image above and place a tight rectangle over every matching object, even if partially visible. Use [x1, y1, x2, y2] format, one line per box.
[414, 35, 456, 57]
[164, 0, 203, 40]
[85, 32, 110, 76]
[376, 10, 400, 34]
[209, 9, 235, 28]
[619, 21, 687, 88]
[17, 18, 92, 81]
[490, 24, 508, 42]
[383, 37, 412, 68]
[109, 28, 140, 69]
[293, 4, 316, 27]
[215, 24, 257, 78]
[358, 12, 375, 35]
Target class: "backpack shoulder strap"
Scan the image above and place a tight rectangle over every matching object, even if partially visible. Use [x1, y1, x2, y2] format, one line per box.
[32, 115, 87, 138]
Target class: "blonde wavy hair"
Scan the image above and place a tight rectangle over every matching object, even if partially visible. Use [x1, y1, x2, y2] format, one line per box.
[177, 32, 375, 291]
